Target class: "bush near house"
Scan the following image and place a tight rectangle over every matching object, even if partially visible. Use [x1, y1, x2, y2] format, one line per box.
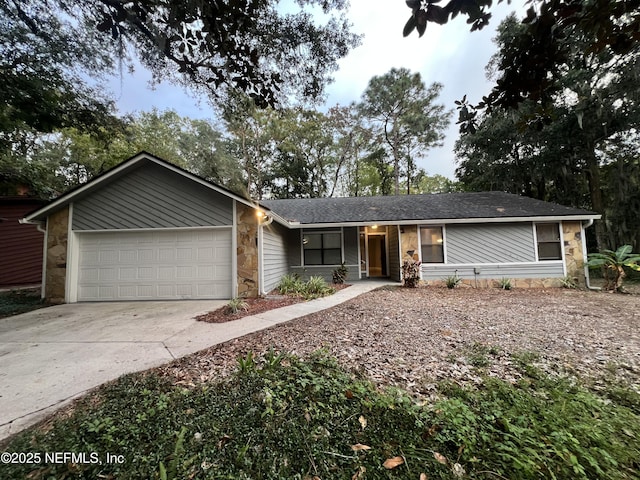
[402, 259, 421, 287]
[587, 245, 640, 292]
[277, 274, 335, 299]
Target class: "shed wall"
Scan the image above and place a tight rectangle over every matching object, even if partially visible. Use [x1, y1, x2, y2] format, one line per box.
[0, 200, 45, 286]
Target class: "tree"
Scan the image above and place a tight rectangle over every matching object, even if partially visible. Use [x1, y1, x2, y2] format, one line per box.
[358, 68, 450, 196]
[268, 108, 336, 199]
[0, 0, 119, 155]
[222, 94, 280, 199]
[20, 110, 243, 195]
[455, 14, 640, 249]
[402, 0, 640, 130]
[409, 171, 459, 194]
[5, 0, 360, 111]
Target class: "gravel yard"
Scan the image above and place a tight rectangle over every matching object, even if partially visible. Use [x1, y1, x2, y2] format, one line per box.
[161, 286, 640, 397]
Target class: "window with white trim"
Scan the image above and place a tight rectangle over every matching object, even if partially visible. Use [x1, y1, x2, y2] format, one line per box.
[420, 226, 444, 263]
[303, 232, 342, 265]
[536, 223, 562, 260]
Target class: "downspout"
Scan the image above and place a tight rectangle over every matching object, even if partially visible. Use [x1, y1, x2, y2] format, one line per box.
[582, 218, 600, 291]
[258, 215, 274, 296]
[20, 219, 47, 298]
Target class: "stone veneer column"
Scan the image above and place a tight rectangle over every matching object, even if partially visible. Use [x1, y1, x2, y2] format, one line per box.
[45, 207, 69, 304]
[399, 225, 420, 261]
[563, 221, 586, 286]
[236, 203, 259, 297]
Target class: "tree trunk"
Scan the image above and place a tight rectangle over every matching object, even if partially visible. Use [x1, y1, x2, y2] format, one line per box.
[584, 143, 607, 250]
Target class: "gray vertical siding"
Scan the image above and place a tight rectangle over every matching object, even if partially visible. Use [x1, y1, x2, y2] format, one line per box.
[262, 222, 290, 293]
[73, 163, 233, 230]
[343, 227, 359, 265]
[388, 225, 401, 281]
[287, 230, 302, 267]
[445, 223, 536, 264]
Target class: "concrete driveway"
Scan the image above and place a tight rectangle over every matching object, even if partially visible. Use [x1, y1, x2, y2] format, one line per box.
[0, 300, 226, 440]
[0, 281, 389, 442]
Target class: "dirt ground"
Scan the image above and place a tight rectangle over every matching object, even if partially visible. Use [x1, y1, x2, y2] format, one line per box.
[160, 285, 640, 398]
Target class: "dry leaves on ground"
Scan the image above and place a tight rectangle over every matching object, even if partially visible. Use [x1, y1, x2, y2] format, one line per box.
[160, 286, 640, 397]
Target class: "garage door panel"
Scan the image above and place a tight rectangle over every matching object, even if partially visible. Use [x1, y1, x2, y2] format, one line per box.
[77, 229, 232, 301]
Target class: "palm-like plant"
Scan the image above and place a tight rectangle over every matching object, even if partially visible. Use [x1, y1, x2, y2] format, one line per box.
[587, 245, 640, 292]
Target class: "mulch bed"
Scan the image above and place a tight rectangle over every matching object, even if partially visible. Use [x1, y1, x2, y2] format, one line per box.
[195, 283, 351, 323]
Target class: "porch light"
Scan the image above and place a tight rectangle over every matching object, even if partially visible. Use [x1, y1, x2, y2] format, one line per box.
[371, 224, 378, 230]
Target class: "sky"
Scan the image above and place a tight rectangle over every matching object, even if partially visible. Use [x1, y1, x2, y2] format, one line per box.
[108, 0, 528, 180]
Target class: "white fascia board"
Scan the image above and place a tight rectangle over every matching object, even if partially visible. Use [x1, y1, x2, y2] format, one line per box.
[281, 214, 601, 229]
[262, 210, 291, 228]
[21, 152, 260, 224]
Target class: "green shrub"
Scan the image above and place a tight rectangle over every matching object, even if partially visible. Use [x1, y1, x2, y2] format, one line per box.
[561, 275, 579, 289]
[303, 275, 334, 298]
[226, 297, 249, 314]
[444, 274, 461, 289]
[332, 263, 349, 284]
[498, 277, 512, 290]
[587, 244, 640, 292]
[277, 273, 304, 295]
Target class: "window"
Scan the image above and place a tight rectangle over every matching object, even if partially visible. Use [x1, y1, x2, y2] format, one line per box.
[303, 232, 342, 265]
[536, 224, 562, 260]
[420, 226, 444, 263]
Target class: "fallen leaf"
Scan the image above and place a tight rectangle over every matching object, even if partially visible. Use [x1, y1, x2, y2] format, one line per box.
[452, 463, 466, 477]
[352, 466, 366, 479]
[433, 452, 447, 464]
[420, 474, 428, 480]
[351, 444, 371, 451]
[383, 456, 404, 469]
[358, 415, 367, 430]
[345, 389, 354, 399]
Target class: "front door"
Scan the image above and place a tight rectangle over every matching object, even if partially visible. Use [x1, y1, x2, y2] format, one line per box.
[360, 227, 388, 278]
[367, 235, 387, 277]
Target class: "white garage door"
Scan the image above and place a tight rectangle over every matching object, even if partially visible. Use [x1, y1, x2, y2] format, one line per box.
[77, 229, 232, 301]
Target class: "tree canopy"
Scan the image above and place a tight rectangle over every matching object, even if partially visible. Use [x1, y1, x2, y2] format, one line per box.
[3, 0, 360, 108]
[403, 0, 640, 130]
[358, 68, 450, 196]
[455, 14, 640, 250]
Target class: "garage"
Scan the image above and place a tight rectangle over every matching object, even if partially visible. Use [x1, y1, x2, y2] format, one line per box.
[76, 229, 232, 301]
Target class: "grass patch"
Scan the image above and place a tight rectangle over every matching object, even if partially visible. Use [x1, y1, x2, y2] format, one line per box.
[0, 289, 47, 319]
[1, 352, 639, 479]
[463, 342, 501, 368]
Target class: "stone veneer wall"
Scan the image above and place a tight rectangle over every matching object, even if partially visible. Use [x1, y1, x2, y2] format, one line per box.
[400, 226, 419, 261]
[236, 203, 259, 297]
[45, 207, 69, 304]
[562, 221, 586, 286]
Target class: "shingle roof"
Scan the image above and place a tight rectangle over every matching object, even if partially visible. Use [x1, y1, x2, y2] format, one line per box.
[261, 192, 598, 225]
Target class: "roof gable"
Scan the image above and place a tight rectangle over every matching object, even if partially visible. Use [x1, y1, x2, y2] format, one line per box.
[23, 152, 257, 223]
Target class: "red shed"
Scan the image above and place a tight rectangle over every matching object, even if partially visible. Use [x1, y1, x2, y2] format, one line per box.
[0, 197, 47, 287]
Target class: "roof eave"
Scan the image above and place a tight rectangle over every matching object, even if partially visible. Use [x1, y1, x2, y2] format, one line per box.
[281, 214, 601, 229]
